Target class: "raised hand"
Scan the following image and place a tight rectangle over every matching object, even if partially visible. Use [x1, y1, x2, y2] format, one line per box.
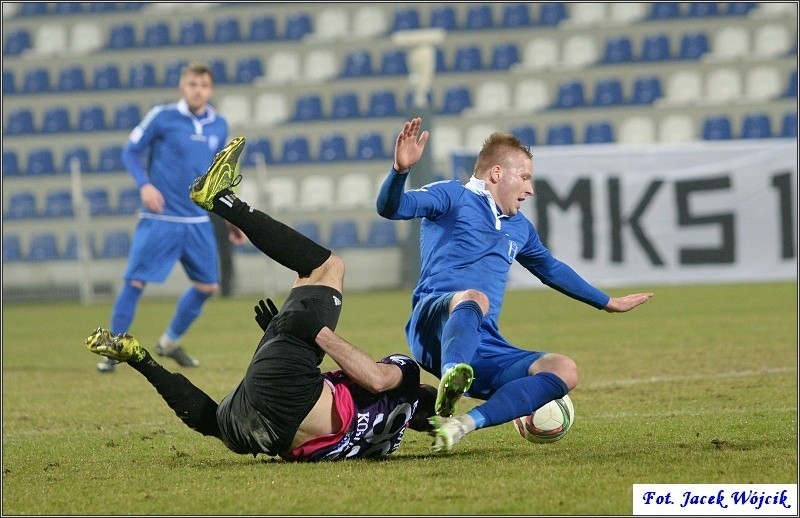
[393, 117, 430, 172]
[254, 298, 279, 331]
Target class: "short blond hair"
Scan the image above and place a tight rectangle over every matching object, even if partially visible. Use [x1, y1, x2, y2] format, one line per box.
[473, 132, 532, 175]
[181, 62, 214, 84]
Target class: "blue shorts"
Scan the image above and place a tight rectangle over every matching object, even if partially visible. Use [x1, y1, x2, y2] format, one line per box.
[123, 217, 219, 284]
[406, 292, 544, 400]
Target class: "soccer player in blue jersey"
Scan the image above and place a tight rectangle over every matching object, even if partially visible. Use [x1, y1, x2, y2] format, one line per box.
[97, 62, 245, 373]
[86, 139, 438, 461]
[377, 117, 653, 453]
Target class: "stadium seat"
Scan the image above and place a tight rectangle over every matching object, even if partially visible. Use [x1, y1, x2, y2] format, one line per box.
[263, 177, 297, 211]
[593, 78, 624, 106]
[5, 191, 38, 219]
[514, 78, 549, 112]
[546, 124, 575, 145]
[561, 34, 599, 69]
[85, 187, 111, 216]
[205, 58, 229, 85]
[28, 233, 60, 261]
[490, 43, 520, 70]
[741, 113, 772, 139]
[658, 114, 695, 142]
[430, 5, 458, 30]
[392, 7, 421, 31]
[687, 2, 719, 17]
[298, 175, 335, 210]
[342, 50, 374, 77]
[608, 2, 648, 24]
[510, 125, 537, 148]
[128, 62, 157, 88]
[113, 103, 141, 130]
[705, 68, 742, 104]
[97, 145, 124, 172]
[780, 113, 798, 138]
[328, 220, 360, 249]
[292, 94, 324, 122]
[707, 26, 750, 61]
[266, 51, 301, 84]
[618, 116, 656, 144]
[430, 124, 463, 161]
[249, 15, 278, 42]
[521, 37, 559, 71]
[744, 66, 783, 101]
[163, 60, 189, 87]
[473, 80, 511, 114]
[3, 28, 32, 56]
[602, 36, 633, 64]
[568, 2, 607, 26]
[465, 4, 494, 29]
[640, 34, 671, 61]
[336, 173, 373, 208]
[108, 23, 137, 49]
[648, 2, 681, 19]
[143, 21, 170, 47]
[380, 49, 408, 75]
[117, 187, 141, 214]
[26, 149, 55, 175]
[89, 2, 118, 12]
[752, 24, 791, 58]
[631, 76, 662, 104]
[678, 31, 710, 60]
[554, 80, 585, 109]
[3, 151, 20, 176]
[318, 134, 349, 162]
[440, 86, 472, 115]
[538, 2, 567, 26]
[501, 3, 532, 28]
[213, 17, 241, 44]
[61, 146, 92, 173]
[355, 132, 386, 160]
[179, 19, 206, 46]
[303, 49, 338, 83]
[100, 230, 131, 259]
[331, 92, 361, 119]
[44, 189, 73, 218]
[3, 235, 23, 262]
[702, 116, 733, 140]
[6, 108, 36, 135]
[217, 94, 250, 127]
[3, 69, 15, 94]
[23, 67, 50, 94]
[452, 45, 483, 72]
[70, 21, 103, 54]
[293, 222, 321, 244]
[784, 70, 798, 98]
[281, 136, 311, 163]
[41, 106, 71, 134]
[33, 23, 67, 55]
[366, 219, 398, 247]
[243, 138, 274, 166]
[285, 12, 313, 40]
[234, 57, 263, 83]
[435, 47, 447, 73]
[93, 64, 122, 90]
[312, 8, 349, 41]
[20, 2, 49, 16]
[662, 70, 703, 105]
[726, 2, 756, 16]
[584, 121, 614, 144]
[253, 92, 289, 126]
[77, 105, 107, 132]
[366, 90, 399, 118]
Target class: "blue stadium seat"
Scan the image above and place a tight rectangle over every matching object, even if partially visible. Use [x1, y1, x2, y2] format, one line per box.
[61, 146, 92, 173]
[19, 2, 48, 16]
[328, 220, 360, 249]
[64, 233, 79, 260]
[113, 103, 141, 130]
[3, 69, 16, 94]
[593, 79, 624, 106]
[678, 31, 710, 60]
[435, 47, 447, 73]
[249, 16, 278, 41]
[780, 113, 797, 138]
[284, 12, 313, 40]
[466, 4, 494, 30]
[41, 107, 71, 134]
[702, 116, 733, 140]
[108, 23, 137, 49]
[234, 57, 263, 83]
[784, 70, 798, 98]
[179, 19, 206, 45]
[3, 29, 32, 56]
[23, 68, 50, 94]
[741, 113, 772, 139]
[44, 190, 73, 218]
[380, 49, 408, 75]
[452, 45, 483, 72]
[546, 124, 575, 145]
[93, 64, 122, 90]
[430, 6, 457, 30]
[213, 17, 241, 44]
[554, 80, 585, 108]
[502, 3, 532, 28]
[3, 234, 22, 262]
[511, 125, 537, 148]
[404, 89, 433, 110]
[366, 219, 398, 247]
[649, 2, 681, 20]
[3, 151, 20, 176]
[366, 90, 399, 118]
[88, 2, 117, 13]
[294, 222, 321, 244]
[726, 2, 756, 16]
[243, 138, 274, 166]
[128, 62, 156, 88]
[208, 58, 229, 84]
[143, 21, 171, 47]
[490, 43, 520, 70]
[117, 187, 141, 215]
[584, 121, 614, 144]
[97, 145, 125, 173]
[392, 7, 421, 31]
[440, 86, 472, 115]
[28, 233, 60, 261]
[631, 76, 663, 104]
[77, 105, 107, 132]
[355, 132, 386, 160]
[687, 2, 719, 17]
[5, 191, 38, 219]
[100, 230, 131, 259]
[292, 94, 324, 122]
[85, 187, 111, 216]
[6, 108, 36, 135]
[342, 50, 374, 77]
[603, 36, 634, 64]
[331, 92, 361, 119]
[26, 149, 55, 175]
[640, 34, 671, 61]
[164, 60, 189, 87]
[281, 136, 311, 163]
[55, 2, 83, 14]
[318, 133, 349, 161]
[538, 3, 567, 26]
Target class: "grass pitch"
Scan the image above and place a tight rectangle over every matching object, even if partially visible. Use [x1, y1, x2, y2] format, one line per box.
[2, 281, 796, 515]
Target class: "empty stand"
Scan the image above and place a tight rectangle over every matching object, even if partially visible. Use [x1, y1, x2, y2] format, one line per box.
[392, 7, 422, 32]
[465, 4, 494, 30]
[514, 79, 549, 112]
[331, 92, 361, 119]
[284, 12, 313, 40]
[70, 21, 103, 54]
[355, 132, 386, 160]
[336, 173, 373, 208]
[593, 78, 625, 106]
[304, 49, 339, 83]
[77, 105, 107, 132]
[100, 230, 131, 259]
[5, 191, 38, 219]
[366, 90, 399, 118]
[328, 220, 360, 249]
[293, 221, 321, 243]
[501, 3, 532, 28]
[3, 151, 20, 176]
[179, 19, 206, 46]
[249, 15, 278, 42]
[318, 133, 349, 161]
[741, 113, 773, 139]
[431, 124, 463, 162]
[26, 149, 56, 175]
[27, 233, 60, 261]
[521, 37, 559, 71]
[292, 94, 324, 122]
[85, 187, 111, 216]
[58, 65, 87, 91]
[707, 26, 750, 61]
[93, 64, 122, 90]
[511, 125, 537, 148]
[546, 123, 576, 145]
[352, 6, 388, 39]
[97, 145, 125, 173]
[281, 136, 312, 163]
[562, 35, 599, 69]
[583, 121, 614, 144]
[243, 138, 274, 166]
[658, 114, 696, 142]
[44, 189, 73, 218]
[117, 187, 141, 215]
[366, 219, 398, 247]
[108, 23, 137, 49]
[472, 80, 511, 114]
[23, 67, 50, 93]
[129, 62, 157, 88]
[440, 86, 472, 115]
[266, 51, 301, 84]
[780, 113, 798, 138]
[62, 146, 92, 173]
[702, 115, 733, 140]
[41, 106, 71, 133]
[114, 103, 142, 130]
[6, 108, 36, 135]
[213, 17, 241, 44]
[618, 116, 656, 144]
[298, 175, 335, 210]
[3, 235, 23, 262]
[253, 92, 289, 126]
[705, 68, 742, 104]
[264, 177, 297, 212]
[218, 94, 251, 127]
[744, 66, 783, 101]
[313, 8, 349, 41]
[452, 44, 483, 72]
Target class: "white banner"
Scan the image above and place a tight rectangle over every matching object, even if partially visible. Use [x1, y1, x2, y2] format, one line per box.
[452, 140, 797, 288]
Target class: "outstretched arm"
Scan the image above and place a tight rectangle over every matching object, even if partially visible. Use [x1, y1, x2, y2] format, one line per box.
[604, 292, 654, 313]
[315, 327, 403, 394]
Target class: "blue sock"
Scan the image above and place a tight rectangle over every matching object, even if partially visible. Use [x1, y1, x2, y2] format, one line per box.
[110, 283, 143, 334]
[166, 286, 212, 339]
[469, 372, 569, 429]
[440, 300, 483, 376]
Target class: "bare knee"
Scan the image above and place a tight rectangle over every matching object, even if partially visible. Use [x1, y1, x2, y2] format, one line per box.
[450, 289, 490, 315]
[529, 353, 579, 391]
[296, 253, 345, 291]
[193, 281, 219, 295]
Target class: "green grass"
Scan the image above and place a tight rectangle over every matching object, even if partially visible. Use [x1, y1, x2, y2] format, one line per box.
[2, 282, 797, 515]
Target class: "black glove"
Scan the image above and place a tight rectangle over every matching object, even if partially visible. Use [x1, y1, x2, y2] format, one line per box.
[254, 298, 279, 332]
[271, 302, 325, 344]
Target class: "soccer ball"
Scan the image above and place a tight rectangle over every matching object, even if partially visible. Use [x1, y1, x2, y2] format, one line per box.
[513, 395, 575, 444]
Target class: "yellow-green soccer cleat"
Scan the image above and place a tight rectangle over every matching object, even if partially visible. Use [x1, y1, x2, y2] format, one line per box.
[85, 327, 145, 363]
[189, 136, 245, 210]
[435, 363, 474, 417]
[429, 415, 468, 454]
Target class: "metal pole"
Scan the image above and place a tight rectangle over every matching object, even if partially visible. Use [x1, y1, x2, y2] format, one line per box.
[69, 157, 93, 304]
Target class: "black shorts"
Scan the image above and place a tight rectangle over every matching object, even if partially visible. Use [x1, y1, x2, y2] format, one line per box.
[216, 285, 343, 456]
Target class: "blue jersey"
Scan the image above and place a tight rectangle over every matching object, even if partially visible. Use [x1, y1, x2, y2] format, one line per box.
[123, 99, 228, 220]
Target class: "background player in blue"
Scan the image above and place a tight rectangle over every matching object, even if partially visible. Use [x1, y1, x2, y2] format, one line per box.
[86, 138, 438, 461]
[97, 62, 244, 373]
[377, 117, 653, 453]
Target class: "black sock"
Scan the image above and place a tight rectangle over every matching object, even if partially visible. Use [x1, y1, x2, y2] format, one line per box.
[211, 190, 331, 277]
[128, 351, 222, 439]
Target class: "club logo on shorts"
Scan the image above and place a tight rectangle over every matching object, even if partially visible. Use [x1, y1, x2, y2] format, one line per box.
[333, 295, 342, 306]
